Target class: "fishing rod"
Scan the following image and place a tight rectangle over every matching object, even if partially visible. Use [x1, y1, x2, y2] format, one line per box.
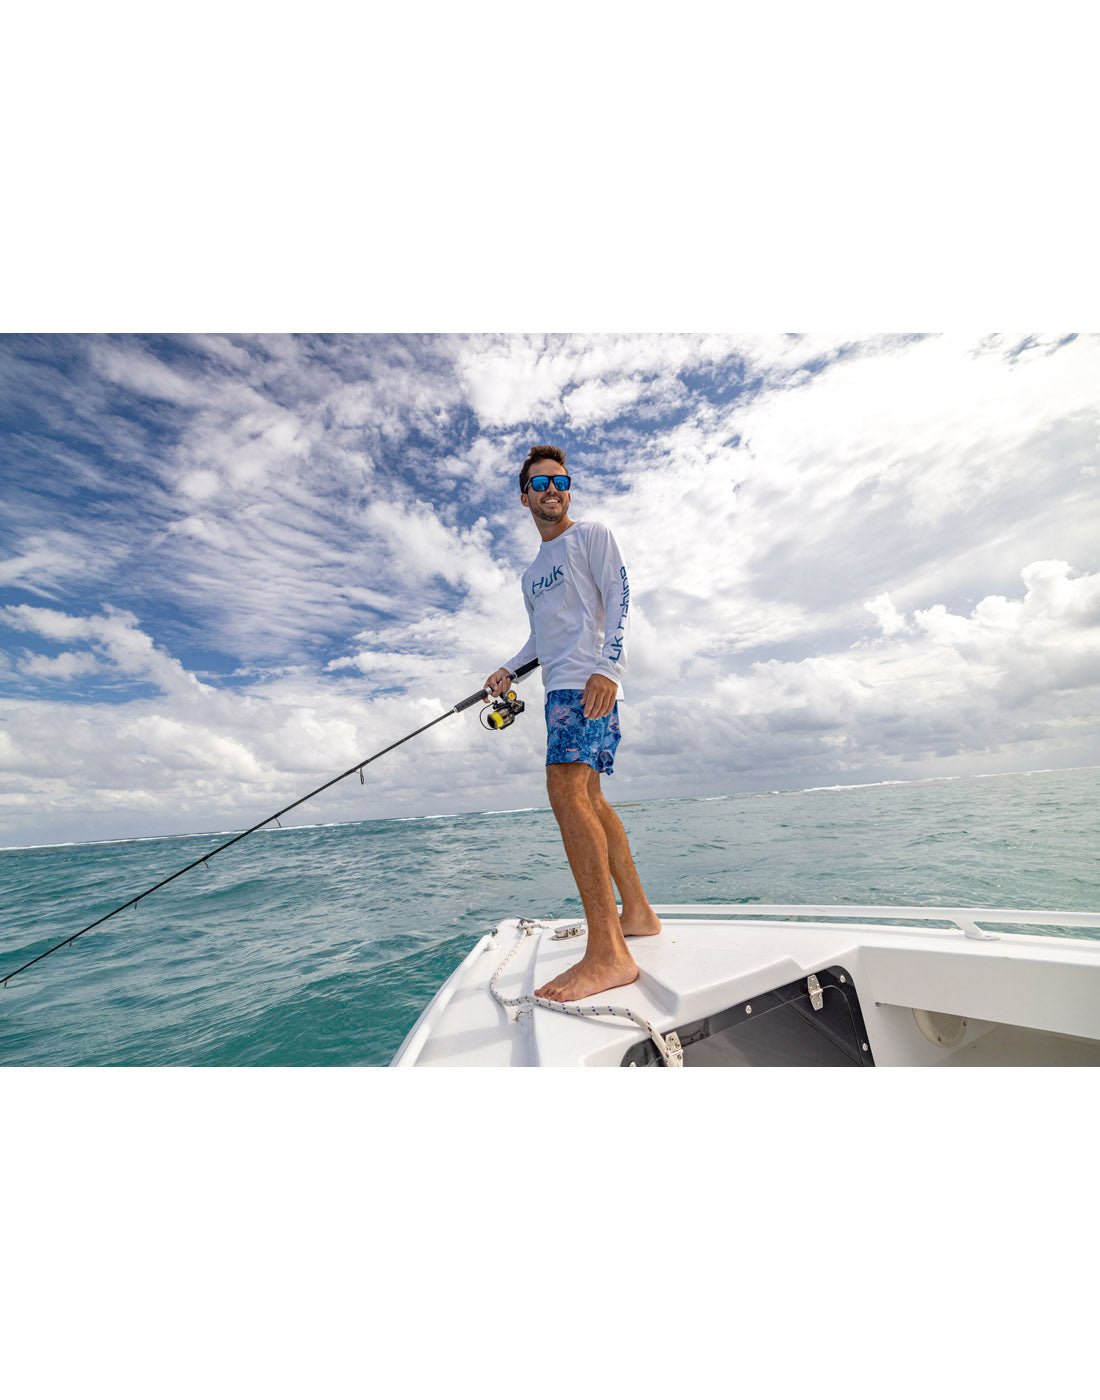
[1, 658, 539, 989]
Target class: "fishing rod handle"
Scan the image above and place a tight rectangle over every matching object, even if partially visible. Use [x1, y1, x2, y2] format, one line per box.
[453, 657, 540, 713]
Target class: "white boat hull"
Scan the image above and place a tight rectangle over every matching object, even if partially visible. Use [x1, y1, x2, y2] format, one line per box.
[391, 906, 1100, 1067]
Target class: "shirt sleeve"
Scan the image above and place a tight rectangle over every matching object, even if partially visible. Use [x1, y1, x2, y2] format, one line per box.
[585, 523, 630, 684]
[502, 586, 538, 677]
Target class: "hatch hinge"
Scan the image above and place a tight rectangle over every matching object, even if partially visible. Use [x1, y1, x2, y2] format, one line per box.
[807, 973, 824, 1011]
[663, 1031, 684, 1067]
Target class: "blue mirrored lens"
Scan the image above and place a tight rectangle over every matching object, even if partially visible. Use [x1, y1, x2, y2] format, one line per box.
[528, 475, 570, 492]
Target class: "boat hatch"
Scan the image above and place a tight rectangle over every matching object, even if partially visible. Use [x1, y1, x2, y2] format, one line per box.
[620, 965, 875, 1067]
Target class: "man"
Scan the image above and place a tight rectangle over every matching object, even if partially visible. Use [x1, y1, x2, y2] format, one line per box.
[484, 445, 661, 1003]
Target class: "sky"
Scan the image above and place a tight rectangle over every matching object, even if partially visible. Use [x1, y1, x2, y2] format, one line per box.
[1, 331, 1098, 846]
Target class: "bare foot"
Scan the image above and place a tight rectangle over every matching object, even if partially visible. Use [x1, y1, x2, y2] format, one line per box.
[620, 911, 662, 937]
[535, 949, 639, 1002]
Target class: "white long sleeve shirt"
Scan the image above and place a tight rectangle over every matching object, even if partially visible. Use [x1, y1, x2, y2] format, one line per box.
[503, 520, 631, 697]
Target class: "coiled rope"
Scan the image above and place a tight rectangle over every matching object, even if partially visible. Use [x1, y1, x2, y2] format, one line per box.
[488, 918, 681, 1066]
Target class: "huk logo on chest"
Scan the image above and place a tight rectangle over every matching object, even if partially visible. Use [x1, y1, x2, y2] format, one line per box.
[531, 564, 564, 598]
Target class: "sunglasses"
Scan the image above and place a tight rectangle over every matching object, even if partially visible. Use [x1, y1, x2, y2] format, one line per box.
[526, 474, 571, 493]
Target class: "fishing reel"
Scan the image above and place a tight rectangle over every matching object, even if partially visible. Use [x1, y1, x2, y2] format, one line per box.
[481, 688, 525, 732]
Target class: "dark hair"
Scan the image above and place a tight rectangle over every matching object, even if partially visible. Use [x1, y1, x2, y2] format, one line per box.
[519, 444, 567, 492]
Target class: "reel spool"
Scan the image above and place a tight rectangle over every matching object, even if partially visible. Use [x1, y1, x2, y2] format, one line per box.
[482, 689, 525, 731]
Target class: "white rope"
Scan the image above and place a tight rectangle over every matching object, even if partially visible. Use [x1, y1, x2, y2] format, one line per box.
[488, 919, 678, 1066]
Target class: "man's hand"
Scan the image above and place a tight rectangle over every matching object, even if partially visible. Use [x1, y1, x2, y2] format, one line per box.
[484, 667, 514, 700]
[582, 673, 618, 720]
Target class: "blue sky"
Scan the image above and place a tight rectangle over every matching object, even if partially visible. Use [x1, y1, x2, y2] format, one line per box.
[2, 332, 1099, 845]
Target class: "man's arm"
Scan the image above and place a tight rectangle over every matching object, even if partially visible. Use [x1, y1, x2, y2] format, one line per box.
[583, 523, 630, 715]
[485, 593, 537, 697]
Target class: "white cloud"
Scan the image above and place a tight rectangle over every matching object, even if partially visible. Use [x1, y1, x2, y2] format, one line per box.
[90, 342, 203, 404]
[120, 715, 268, 782]
[865, 594, 907, 636]
[456, 338, 564, 425]
[611, 334, 1100, 658]
[562, 375, 648, 428]
[0, 529, 125, 596]
[177, 470, 222, 502]
[642, 561, 1100, 788]
[2, 604, 208, 699]
[913, 560, 1100, 701]
[16, 650, 103, 681]
[454, 333, 743, 427]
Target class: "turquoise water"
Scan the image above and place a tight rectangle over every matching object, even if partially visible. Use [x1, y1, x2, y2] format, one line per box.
[1, 766, 1097, 1066]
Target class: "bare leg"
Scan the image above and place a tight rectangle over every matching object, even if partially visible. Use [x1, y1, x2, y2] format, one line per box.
[535, 763, 639, 1001]
[587, 770, 662, 937]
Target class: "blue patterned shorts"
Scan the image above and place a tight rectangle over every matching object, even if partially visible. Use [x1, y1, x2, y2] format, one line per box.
[545, 689, 621, 774]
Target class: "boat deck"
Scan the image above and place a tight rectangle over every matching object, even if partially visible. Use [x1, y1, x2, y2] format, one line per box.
[392, 905, 1100, 1067]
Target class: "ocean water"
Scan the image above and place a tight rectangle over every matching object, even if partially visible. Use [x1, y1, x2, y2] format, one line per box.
[1, 765, 1097, 1066]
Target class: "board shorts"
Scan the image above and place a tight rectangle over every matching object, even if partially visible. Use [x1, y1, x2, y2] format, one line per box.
[544, 689, 621, 775]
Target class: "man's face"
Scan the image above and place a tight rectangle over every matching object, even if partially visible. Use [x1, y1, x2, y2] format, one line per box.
[522, 459, 570, 523]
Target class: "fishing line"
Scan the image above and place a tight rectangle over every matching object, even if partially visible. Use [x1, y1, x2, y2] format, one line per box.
[1, 658, 539, 989]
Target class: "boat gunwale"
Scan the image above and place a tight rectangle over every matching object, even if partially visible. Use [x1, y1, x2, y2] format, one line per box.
[649, 903, 1100, 934]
